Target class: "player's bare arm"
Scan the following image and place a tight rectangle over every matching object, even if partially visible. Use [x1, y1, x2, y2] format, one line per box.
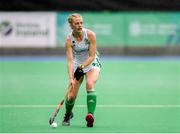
[65, 35, 75, 86]
[81, 30, 96, 68]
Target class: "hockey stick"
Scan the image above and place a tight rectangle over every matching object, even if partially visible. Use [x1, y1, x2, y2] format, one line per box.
[49, 85, 71, 125]
[49, 67, 84, 125]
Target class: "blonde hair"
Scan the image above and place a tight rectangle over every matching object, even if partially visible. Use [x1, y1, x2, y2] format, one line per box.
[68, 13, 82, 24]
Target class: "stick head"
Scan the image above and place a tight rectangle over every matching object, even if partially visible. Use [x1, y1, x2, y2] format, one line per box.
[49, 117, 54, 125]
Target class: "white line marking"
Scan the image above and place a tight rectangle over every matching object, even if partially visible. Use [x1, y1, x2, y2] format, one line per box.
[0, 104, 180, 108]
[1, 133, 180, 134]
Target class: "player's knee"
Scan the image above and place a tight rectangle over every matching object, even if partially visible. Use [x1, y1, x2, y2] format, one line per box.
[86, 80, 95, 89]
[68, 92, 76, 101]
[68, 95, 76, 102]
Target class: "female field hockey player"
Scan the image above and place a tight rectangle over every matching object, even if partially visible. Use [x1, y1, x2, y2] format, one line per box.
[62, 13, 101, 127]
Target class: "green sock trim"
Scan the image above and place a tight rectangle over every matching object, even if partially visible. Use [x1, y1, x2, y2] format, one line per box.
[87, 91, 96, 115]
[65, 99, 75, 115]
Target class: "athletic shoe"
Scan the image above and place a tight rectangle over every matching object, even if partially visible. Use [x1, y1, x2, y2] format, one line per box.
[85, 113, 94, 127]
[62, 112, 73, 126]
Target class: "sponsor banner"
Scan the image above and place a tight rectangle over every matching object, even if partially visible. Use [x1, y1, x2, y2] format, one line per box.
[57, 12, 125, 46]
[125, 12, 180, 46]
[56, 12, 71, 46]
[81, 12, 125, 46]
[57, 12, 180, 46]
[0, 12, 56, 47]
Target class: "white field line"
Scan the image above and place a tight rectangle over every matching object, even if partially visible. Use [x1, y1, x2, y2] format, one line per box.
[0, 104, 180, 108]
[1, 133, 180, 134]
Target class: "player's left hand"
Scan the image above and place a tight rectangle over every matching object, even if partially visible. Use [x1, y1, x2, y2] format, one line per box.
[74, 65, 84, 80]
